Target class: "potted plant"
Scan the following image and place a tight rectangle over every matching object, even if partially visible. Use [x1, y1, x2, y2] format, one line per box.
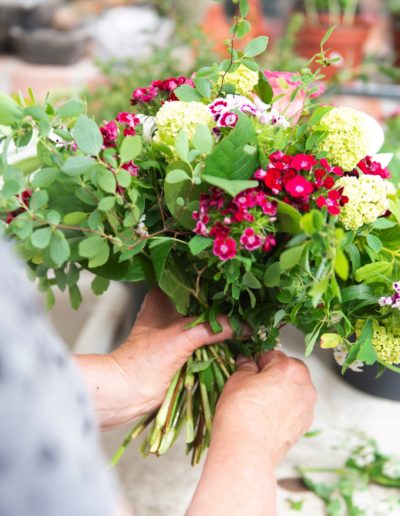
[294, 0, 372, 79]
[389, 0, 400, 67]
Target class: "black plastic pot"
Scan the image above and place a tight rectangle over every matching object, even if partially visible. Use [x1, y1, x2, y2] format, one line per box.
[337, 363, 400, 401]
[0, 0, 60, 30]
[10, 26, 89, 65]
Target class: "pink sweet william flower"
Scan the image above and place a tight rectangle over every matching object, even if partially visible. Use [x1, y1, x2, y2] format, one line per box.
[209, 99, 229, 119]
[291, 154, 317, 172]
[100, 120, 119, 148]
[357, 156, 391, 179]
[285, 175, 314, 198]
[254, 168, 267, 180]
[122, 161, 140, 176]
[240, 228, 263, 251]
[264, 71, 324, 124]
[213, 237, 237, 261]
[218, 112, 239, 128]
[130, 85, 158, 105]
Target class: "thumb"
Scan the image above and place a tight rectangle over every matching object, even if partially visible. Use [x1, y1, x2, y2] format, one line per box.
[235, 355, 259, 374]
[180, 315, 235, 352]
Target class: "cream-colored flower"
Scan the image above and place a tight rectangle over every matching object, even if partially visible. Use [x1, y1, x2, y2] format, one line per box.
[357, 317, 400, 365]
[222, 64, 259, 98]
[319, 107, 384, 172]
[336, 174, 390, 231]
[154, 101, 213, 146]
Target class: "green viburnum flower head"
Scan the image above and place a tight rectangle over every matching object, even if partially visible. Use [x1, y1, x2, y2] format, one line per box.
[222, 64, 259, 98]
[357, 314, 400, 365]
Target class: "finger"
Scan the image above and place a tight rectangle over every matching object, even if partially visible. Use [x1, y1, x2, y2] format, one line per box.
[179, 316, 235, 352]
[135, 288, 180, 328]
[257, 350, 288, 371]
[235, 355, 259, 374]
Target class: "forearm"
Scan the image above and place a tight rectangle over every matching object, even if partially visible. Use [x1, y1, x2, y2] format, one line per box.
[74, 354, 147, 431]
[188, 419, 277, 516]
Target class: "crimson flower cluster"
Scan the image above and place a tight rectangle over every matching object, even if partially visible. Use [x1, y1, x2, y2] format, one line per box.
[193, 187, 277, 261]
[100, 112, 141, 176]
[254, 151, 349, 216]
[356, 156, 391, 180]
[130, 76, 194, 105]
[6, 190, 32, 224]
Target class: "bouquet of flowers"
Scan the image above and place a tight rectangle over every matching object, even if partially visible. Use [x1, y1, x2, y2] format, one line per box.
[1, 1, 400, 464]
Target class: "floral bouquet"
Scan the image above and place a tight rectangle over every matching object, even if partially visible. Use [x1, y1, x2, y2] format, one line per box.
[1, 1, 400, 464]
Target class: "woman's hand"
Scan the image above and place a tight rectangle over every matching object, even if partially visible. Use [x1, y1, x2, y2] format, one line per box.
[76, 288, 234, 430]
[188, 351, 317, 516]
[214, 350, 317, 465]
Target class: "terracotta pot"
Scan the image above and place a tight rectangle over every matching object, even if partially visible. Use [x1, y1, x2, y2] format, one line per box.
[393, 14, 400, 68]
[295, 14, 371, 80]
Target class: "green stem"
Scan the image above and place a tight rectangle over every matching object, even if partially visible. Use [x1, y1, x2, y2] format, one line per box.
[343, 0, 358, 25]
[110, 411, 156, 466]
[209, 345, 231, 379]
[185, 359, 195, 444]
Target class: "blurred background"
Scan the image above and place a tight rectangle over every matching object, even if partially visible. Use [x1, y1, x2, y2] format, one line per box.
[2, 2, 400, 515]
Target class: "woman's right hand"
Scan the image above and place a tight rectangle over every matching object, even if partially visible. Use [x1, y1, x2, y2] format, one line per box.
[214, 350, 317, 466]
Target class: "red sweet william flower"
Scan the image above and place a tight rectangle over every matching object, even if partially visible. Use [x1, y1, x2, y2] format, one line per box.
[100, 120, 119, 147]
[264, 168, 283, 194]
[122, 161, 140, 176]
[116, 112, 140, 127]
[291, 154, 317, 172]
[285, 176, 314, 198]
[263, 234, 276, 252]
[323, 176, 335, 189]
[260, 198, 278, 216]
[210, 222, 230, 238]
[357, 156, 391, 179]
[240, 228, 263, 251]
[213, 237, 237, 260]
[130, 85, 159, 105]
[254, 168, 267, 180]
[316, 190, 342, 216]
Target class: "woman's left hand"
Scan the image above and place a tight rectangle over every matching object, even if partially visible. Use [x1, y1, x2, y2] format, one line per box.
[76, 288, 234, 430]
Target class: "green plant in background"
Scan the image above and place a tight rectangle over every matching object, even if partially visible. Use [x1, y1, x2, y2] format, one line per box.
[388, 0, 400, 14]
[299, 0, 361, 25]
[298, 432, 400, 515]
[85, 23, 216, 122]
[382, 113, 400, 186]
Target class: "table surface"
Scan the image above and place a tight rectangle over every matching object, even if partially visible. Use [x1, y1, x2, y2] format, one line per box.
[101, 325, 400, 516]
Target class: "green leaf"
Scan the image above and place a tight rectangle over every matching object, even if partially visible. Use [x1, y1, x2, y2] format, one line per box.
[372, 218, 396, 230]
[31, 227, 52, 249]
[305, 324, 323, 356]
[96, 167, 117, 194]
[264, 262, 281, 287]
[63, 211, 88, 225]
[72, 115, 103, 156]
[244, 36, 268, 57]
[320, 25, 336, 47]
[194, 78, 211, 99]
[320, 333, 342, 349]
[280, 244, 306, 271]
[202, 175, 258, 197]
[98, 196, 116, 211]
[120, 135, 142, 164]
[342, 285, 376, 303]
[188, 235, 213, 256]
[275, 200, 302, 234]
[69, 285, 83, 310]
[45, 288, 56, 311]
[239, 0, 249, 18]
[149, 239, 172, 281]
[356, 320, 377, 365]
[204, 115, 258, 180]
[254, 72, 273, 104]
[174, 85, 202, 102]
[166, 169, 191, 184]
[79, 235, 105, 258]
[159, 259, 192, 315]
[91, 276, 110, 295]
[310, 276, 329, 308]
[355, 261, 392, 284]
[56, 99, 86, 118]
[366, 234, 383, 254]
[193, 125, 213, 154]
[0, 92, 23, 125]
[334, 247, 349, 281]
[30, 190, 48, 211]
[62, 156, 95, 176]
[88, 241, 110, 268]
[189, 359, 215, 373]
[236, 18, 251, 38]
[50, 231, 70, 267]
[243, 271, 261, 289]
[175, 130, 189, 162]
[31, 167, 58, 188]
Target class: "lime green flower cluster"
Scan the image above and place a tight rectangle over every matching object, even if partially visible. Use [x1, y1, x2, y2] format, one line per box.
[358, 317, 400, 365]
[154, 101, 213, 145]
[319, 107, 371, 171]
[223, 64, 259, 98]
[336, 175, 390, 231]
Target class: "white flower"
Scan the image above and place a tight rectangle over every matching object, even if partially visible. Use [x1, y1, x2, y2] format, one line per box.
[383, 458, 400, 479]
[137, 115, 156, 142]
[333, 346, 364, 372]
[136, 214, 148, 238]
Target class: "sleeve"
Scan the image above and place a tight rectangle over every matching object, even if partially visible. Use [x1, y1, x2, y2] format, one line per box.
[0, 241, 119, 516]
